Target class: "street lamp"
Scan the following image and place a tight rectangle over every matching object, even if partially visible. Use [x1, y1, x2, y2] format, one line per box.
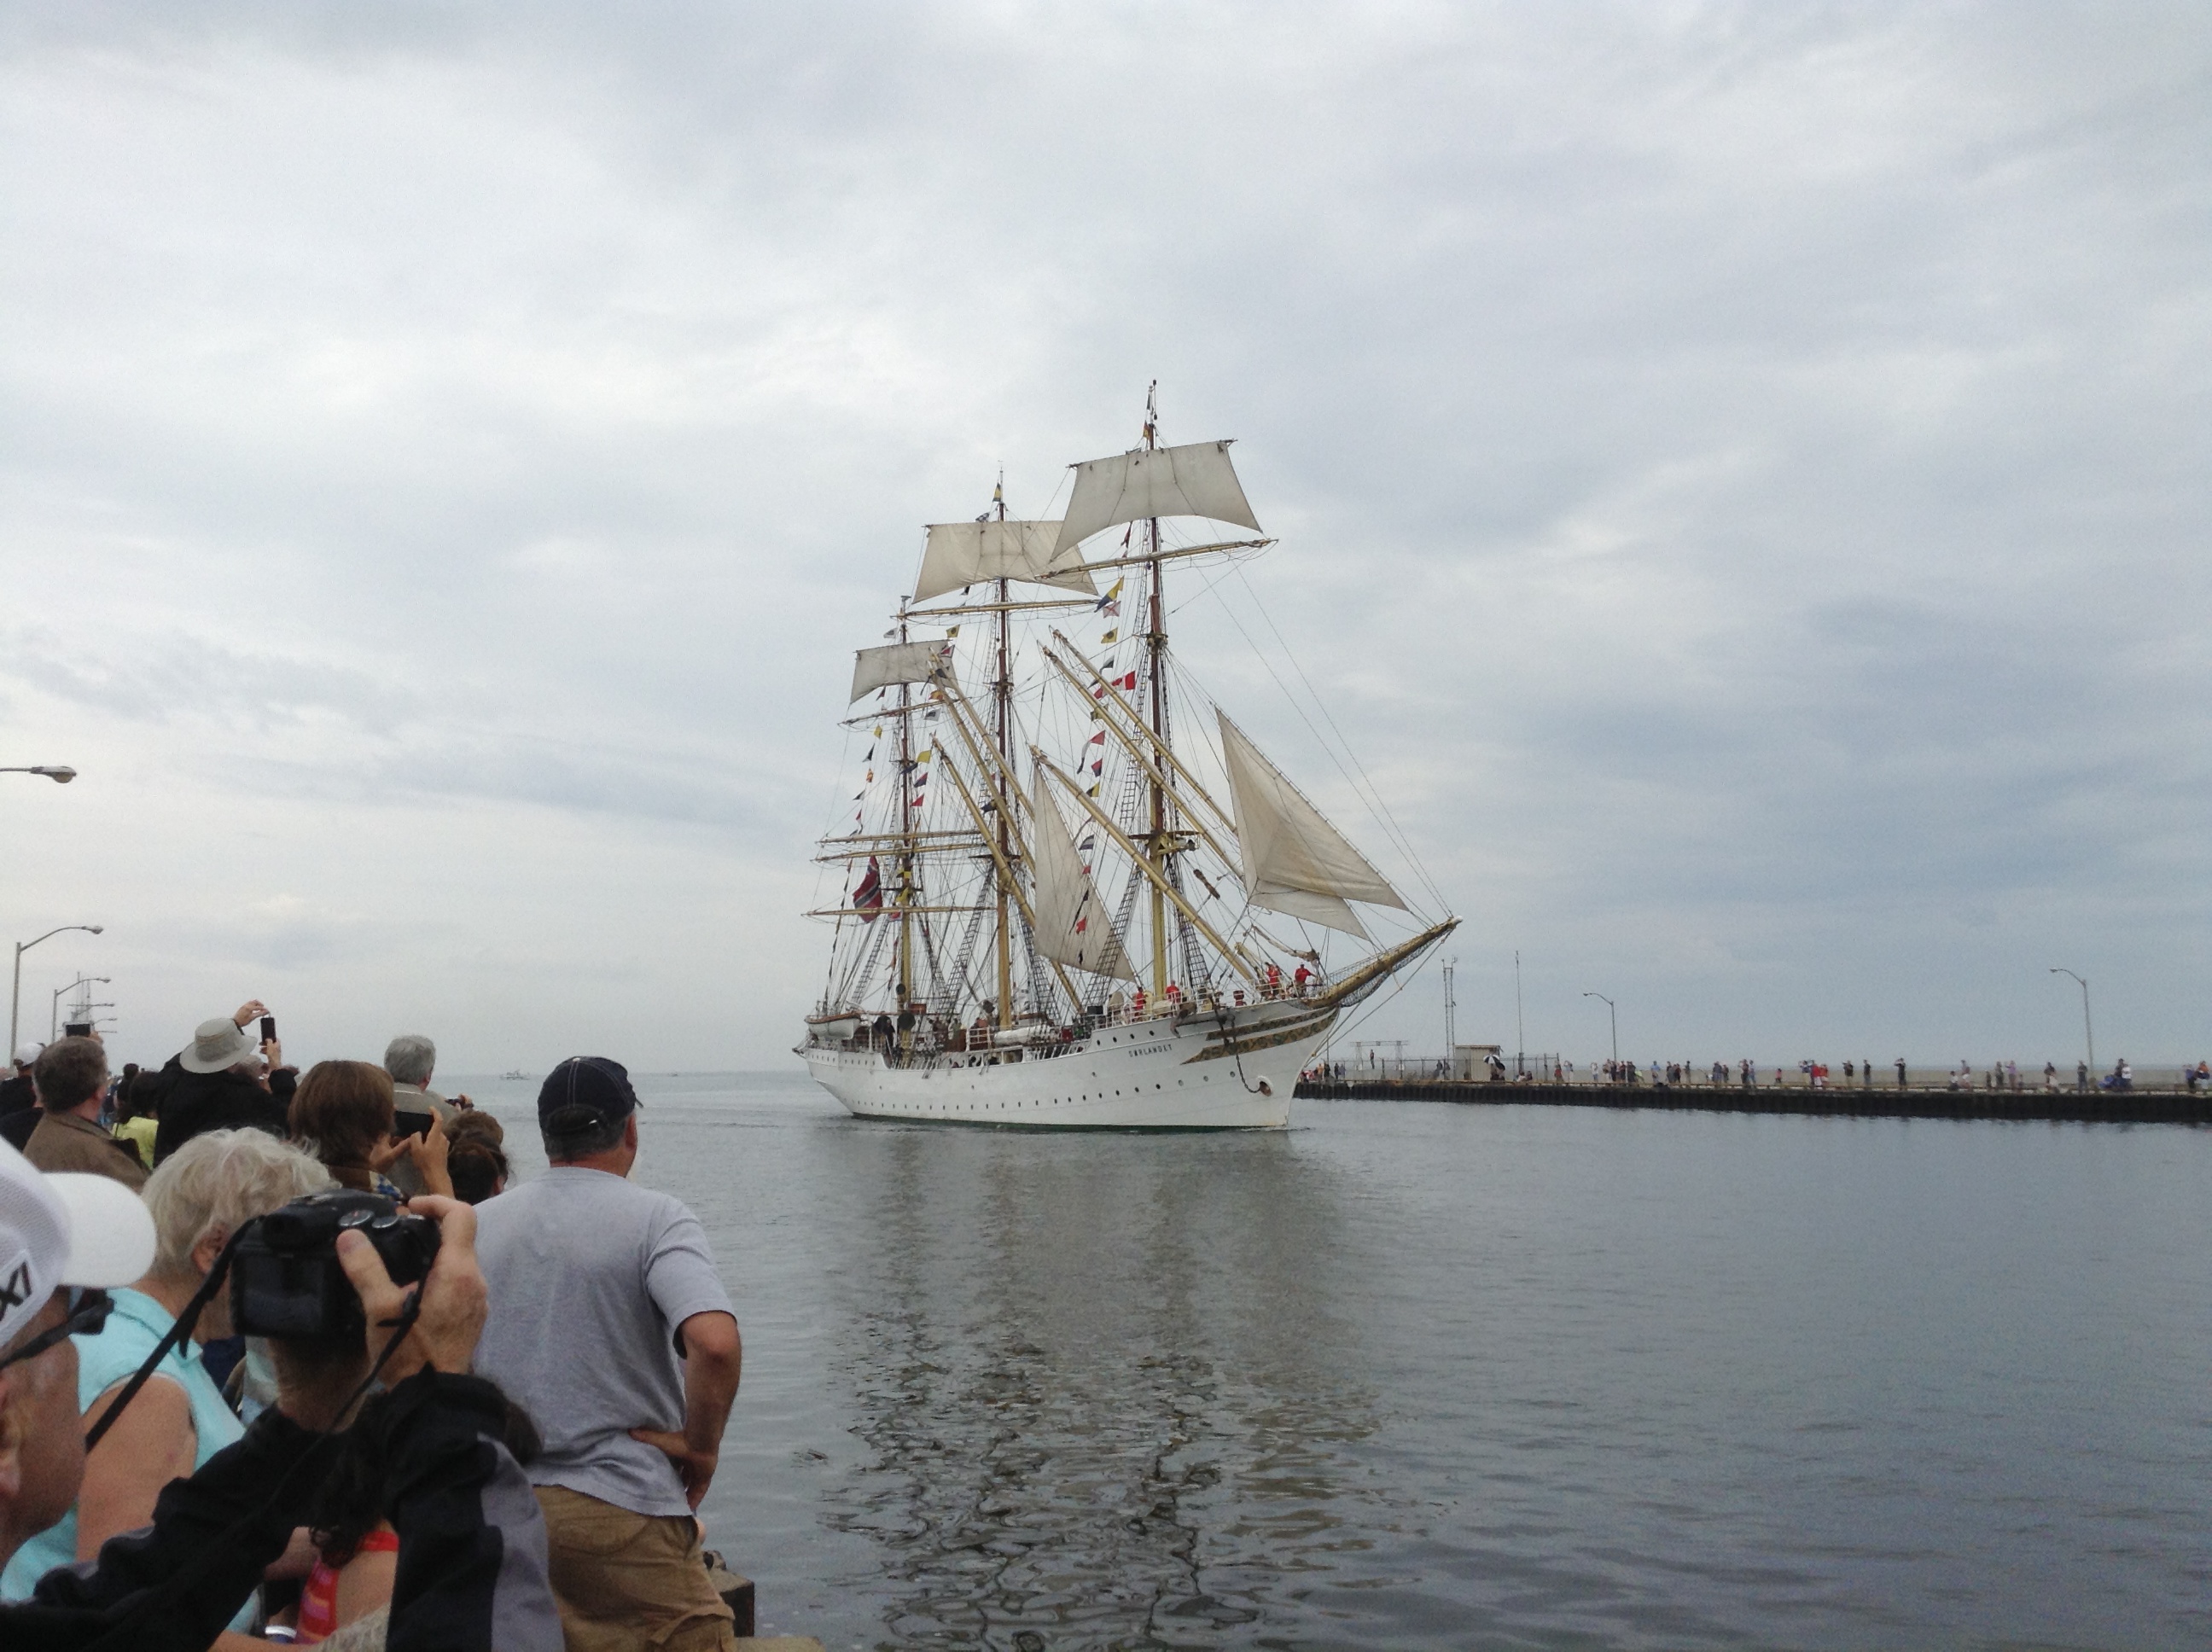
[1582, 991, 1618, 1068]
[9, 926, 102, 1057]
[2049, 969, 2094, 1076]
[51, 977, 111, 1040]
[0, 766, 76, 783]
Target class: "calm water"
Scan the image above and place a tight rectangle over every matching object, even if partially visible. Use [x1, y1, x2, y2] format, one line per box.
[463, 1072, 2212, 1650]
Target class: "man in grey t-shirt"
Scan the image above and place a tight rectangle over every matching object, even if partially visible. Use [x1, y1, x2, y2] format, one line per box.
[474, 1057, 742, 1652]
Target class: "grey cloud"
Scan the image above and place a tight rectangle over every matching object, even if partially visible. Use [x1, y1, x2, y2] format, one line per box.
[0, 2, 2206, 1066]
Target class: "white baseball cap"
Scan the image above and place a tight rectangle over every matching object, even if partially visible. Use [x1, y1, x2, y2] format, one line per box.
[11, 1043, 40, 1068]
[0, 1141, 155, 1352]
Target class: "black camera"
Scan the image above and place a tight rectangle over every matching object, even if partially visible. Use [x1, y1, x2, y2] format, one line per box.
[231, 1190, 439, 1346]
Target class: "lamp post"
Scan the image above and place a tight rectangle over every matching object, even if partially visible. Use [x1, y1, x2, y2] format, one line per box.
[0, 766, 75, 783]
[1583, 991, 1617, 1068]
[10, 926, 102, 1057]
[2049, 969, 2093, 1076]
[51, 976, 111, 1040]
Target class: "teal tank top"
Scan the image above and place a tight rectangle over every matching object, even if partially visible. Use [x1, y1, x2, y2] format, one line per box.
[0, 1288, 252, 1629]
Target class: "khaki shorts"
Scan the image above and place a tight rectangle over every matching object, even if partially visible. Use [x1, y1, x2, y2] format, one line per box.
[534, 1485, 736, 1652]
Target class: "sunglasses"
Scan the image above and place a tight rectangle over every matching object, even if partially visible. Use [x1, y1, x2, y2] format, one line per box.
[0, 1287, 113, 1372]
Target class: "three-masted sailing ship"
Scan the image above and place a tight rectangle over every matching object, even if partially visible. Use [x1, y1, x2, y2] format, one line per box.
[800, 391, 1457, 1127]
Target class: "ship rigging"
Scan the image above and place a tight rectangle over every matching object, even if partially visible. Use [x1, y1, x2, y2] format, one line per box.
[800, 388, 1456, 1128]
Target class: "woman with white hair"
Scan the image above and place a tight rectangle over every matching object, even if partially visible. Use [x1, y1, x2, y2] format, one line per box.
[0, 1127, 331, 1616]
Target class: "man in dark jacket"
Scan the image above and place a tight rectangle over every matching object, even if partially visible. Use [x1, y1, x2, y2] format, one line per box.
[0, 1150, 560, 1651]
[148, 1002, 297, 1166]
[0, 1044, 43, 1149]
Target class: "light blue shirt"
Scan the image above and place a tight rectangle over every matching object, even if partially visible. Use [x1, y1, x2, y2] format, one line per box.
[473, 1167, 735, 1518]
[0, 1288, 251, 1629]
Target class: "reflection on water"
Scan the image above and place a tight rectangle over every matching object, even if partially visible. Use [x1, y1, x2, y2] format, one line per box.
[822, 1126, 1392, 1648]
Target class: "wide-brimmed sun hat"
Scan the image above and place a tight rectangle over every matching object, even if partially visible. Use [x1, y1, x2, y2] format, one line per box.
[178, 1017, 257, 1075]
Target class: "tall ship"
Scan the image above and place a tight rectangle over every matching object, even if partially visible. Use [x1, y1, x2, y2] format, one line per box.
[800, 390, 1457, 1127]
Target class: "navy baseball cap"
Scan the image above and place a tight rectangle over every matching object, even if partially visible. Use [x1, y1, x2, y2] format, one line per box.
[537, 1056, 641, 1136]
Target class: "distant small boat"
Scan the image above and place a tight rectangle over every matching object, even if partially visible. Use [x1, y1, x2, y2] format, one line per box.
[501, 1069, 528, 1081]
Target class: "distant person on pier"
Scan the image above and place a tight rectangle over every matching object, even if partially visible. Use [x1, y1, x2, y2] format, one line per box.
[381, 1033, 470, 1197]
[2044, 1062, 2058, 1091]
[473, 1057, 743, 1652]
[20, 1037, 143, 1191]
[148, 1001, 296, 1165]
[1895, 1057, 1907, 1088]
[2076, 1060, 2089, 1092]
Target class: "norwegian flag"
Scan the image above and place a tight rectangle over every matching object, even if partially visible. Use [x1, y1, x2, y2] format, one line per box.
[853, 857, 883, 922]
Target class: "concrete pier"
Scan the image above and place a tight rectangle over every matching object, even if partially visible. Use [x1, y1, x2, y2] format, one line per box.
[1295, 1078, 2212, 1125]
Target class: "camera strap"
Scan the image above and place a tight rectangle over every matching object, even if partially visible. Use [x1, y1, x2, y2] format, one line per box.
[82, 1227, 248, 1451]
[78, 1284, 425, 1652]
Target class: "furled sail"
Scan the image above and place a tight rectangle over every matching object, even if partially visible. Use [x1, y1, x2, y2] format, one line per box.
[1025, 762, 1137, 980]
[1216, 712, 1407, 939]
[1054, 440, 1262, 556]
[849, 640, 949, 703]
[913, 521, 1098, 605]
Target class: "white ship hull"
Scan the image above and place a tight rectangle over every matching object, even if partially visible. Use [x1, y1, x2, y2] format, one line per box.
[800, 999, 1337, 1129]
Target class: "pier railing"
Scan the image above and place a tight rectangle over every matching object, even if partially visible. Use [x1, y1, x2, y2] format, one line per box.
[1310, 1059, 2208, 1094]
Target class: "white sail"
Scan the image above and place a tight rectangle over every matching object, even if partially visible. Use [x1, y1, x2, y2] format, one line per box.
[849, 640, 949, 702]
[1216, 711, 1407, 939]
[913, 521, 1099, 605]
[1054, 440, 1262, 555]
[1024, 762, 1137, 981]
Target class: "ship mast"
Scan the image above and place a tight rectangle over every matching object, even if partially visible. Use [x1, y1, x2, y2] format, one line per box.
[894, 616, 914, 1057]
[1141, 381, 1174, 998]
[992, 472, 1015, 1030]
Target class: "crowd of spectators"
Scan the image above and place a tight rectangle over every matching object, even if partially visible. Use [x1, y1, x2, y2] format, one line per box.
[0, 1006, 743, 1652]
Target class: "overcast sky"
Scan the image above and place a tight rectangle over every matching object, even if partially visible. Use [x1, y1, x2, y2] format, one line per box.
[1, 2, 2204, 1076]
